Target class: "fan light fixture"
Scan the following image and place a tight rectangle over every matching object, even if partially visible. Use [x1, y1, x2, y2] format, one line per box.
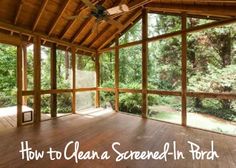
[106, 4, 129, 15]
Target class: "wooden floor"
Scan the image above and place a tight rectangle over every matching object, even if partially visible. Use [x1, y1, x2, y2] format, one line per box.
[0, 108, 235, 168]
[0, 106, 70, 130]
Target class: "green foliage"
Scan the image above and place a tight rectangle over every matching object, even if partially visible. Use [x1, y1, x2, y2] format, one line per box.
[187, 17, 214, 28]
[119, 92, 142, 115]
[77, 55, 95, 71]
[148, 13, 181, 37]
[119, 45, 142, 89]
[100, 51, 115, 87]
[41, 95, 51, 114]
[188, 98, 236, 121]
[119, 19, 142, 45]
[148, 36, 182, 91]
[100, 91, 115, 109]
[0, 44, 17, 107]
[188, 65, 236, 93]
[57, 94, 72, 113]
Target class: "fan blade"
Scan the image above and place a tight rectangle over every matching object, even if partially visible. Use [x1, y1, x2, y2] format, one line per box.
[92, 21, 100, 34]
[110, 0, 152, 18]
[66, 9, 91, 20]
[81, 0, 97, 11]
[106, 4, 129, 15]
[66, 15, 80, 20]
[105, 17, 123, 30]
[120, 0, 128, 3]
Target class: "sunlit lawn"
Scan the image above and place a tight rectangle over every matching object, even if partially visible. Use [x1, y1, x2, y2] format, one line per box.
[149, 107, 236, 136]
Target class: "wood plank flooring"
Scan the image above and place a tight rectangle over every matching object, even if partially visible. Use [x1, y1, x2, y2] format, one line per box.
[0, 106, 71, 130]
[0, 109, 235, 168]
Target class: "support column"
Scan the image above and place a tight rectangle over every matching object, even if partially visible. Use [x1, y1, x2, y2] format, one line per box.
[17, 44, 23, 127]
[95, 51, 100, 107]
[22, 44, 28, 105]
[115, 36, 119, 112]
[51, 43, 57, 117]
[181, 13, 187, 126]
[34, 36, 41, 123]
[71, 47, 76, 114]
[142, 9, 148, 118]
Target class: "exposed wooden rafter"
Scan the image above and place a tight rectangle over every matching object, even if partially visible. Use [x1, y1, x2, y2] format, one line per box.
[14, 0, 24, 25]
[87, 23, 110, 47]
[48, 0, 71, 36]
[32, 0, 49, 31]
[71, 17, 94, 43]
[77, 19, 96, 45]
[59, 2, 84, 39]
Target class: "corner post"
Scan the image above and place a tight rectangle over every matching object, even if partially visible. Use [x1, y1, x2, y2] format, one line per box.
[181, 12, 187, 126]
[115, 36, 119, 112]
[142, 8, 148, 118]
[17, 44, 23, 127]
[51, 43, 57, 117]
[71, 46, 76, 113]
[34, 36, 41, 123]
[95, 51, 100, 107]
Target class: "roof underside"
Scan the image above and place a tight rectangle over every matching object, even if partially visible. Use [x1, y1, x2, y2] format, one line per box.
[0, 0, 235, 51]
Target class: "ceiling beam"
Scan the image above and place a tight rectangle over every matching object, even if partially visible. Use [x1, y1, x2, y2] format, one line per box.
[0, 20, 96, 53]
[146, 3, 236, 18]
[14, 0, 24, 25]
[32, 0, 49, 31]
[0, 32, 21, 46]
[98, 10, 142, 50]
[151, 0, 236, 6]
[48, 0, 71, 36]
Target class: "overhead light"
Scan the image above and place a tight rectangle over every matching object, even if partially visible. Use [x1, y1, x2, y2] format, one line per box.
[106, 4, 130, 15]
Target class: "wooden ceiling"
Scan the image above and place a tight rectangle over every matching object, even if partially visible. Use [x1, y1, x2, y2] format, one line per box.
[0, 0, 235, 51]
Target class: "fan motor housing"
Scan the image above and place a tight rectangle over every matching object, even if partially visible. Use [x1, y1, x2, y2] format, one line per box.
[91, 5, 107, 19]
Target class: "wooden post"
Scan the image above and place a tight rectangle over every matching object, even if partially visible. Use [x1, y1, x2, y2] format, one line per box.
[22, 44, 28, 105]
[34, 36, 41, 123]
[17, 45, 23, 127]
[71, 46, 76, 113]
[181, 13, 187, 126]
[51, 43, 57, 117]
[95, 51, 100, 107]
[142, 9, 148, 118]
[115, 36, 119, 112]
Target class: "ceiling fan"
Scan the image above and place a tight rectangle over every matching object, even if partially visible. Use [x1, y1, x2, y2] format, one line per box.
[66, 0, 139, 30]
[66, 0, 152, 35]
